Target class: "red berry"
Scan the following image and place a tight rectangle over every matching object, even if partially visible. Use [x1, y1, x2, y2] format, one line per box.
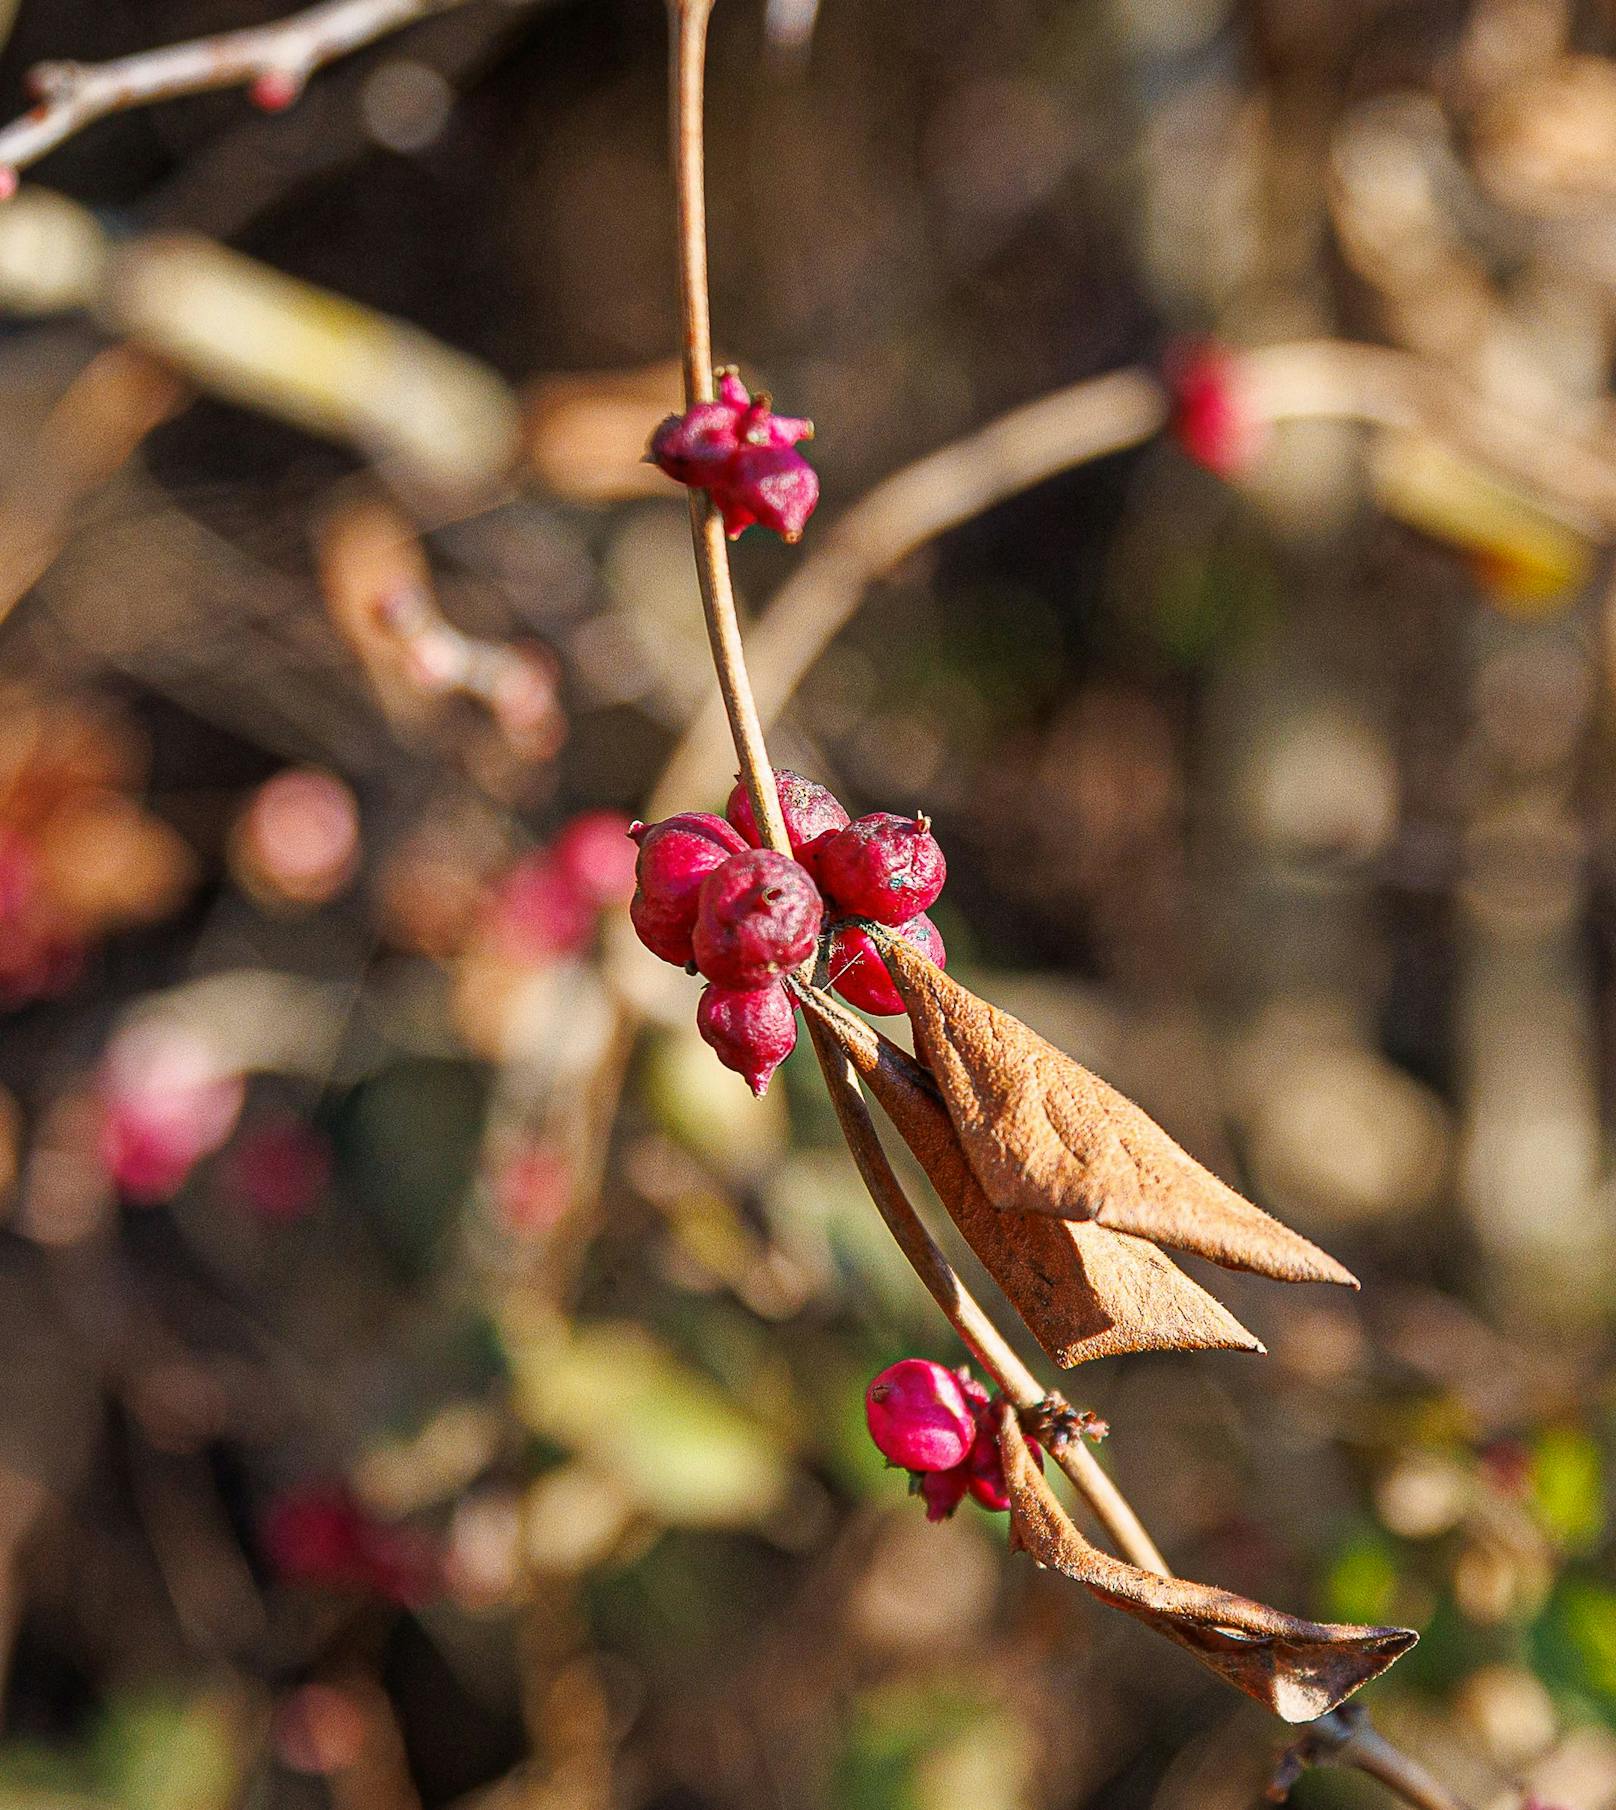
[249, 69, 303, 112]
[795, 827, 841, 885]
[919, 1467, 969, 1521]
[227, 1119, 330, 1222]
[1168, 342, 1267, 476]
[263, 1485, 437, 1604]
[962, 1395, 1043, 1511]
[712, 445, 819, 543]
[691, 849, 822, 987]
[647, 372, 819, 544]
[816, 812, 946, 925]
[724, 768, 850, 856]
[629, 889, 695, 966]
[630, 812, 748, 966]
[696, 981, 797, 1095]
[551, 810, 638, 908]
[865, 1358, 977, 1472]
[490, 854, 594, 962]
[649, 403, 741, 485]
[827, 912, 944, 1015]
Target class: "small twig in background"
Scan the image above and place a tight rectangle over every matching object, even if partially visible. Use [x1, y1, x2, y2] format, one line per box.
[0, 0, 477, 184]
[317, 494, 566, 763]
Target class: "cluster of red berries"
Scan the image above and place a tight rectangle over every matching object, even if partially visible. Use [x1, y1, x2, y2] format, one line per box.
[864, 1358, 1043, 1521]
[628, 768, 948, 1095]
[648, 371, 820, 542]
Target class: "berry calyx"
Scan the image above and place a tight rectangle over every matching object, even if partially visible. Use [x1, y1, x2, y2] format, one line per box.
[691, 849, 822, 987]
[827, 911, 944, 1015]
[725, 768, 850, 858]
[629, 812, 748, 966]
[696, 981, 798, 1095]
[815, 812, 946, 925]
[865, 1359, 977, 1472]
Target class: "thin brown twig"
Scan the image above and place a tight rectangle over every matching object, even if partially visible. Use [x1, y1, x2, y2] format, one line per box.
[667, 0, 789, 859]
[660, 14, 1467, 1809]
[1283, 1707, 1471, 1810]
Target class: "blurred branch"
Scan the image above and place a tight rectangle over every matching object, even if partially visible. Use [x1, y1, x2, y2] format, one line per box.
[651, 365, 1169, 814]
[0, 0, 475, 180]
[1273, 1707, 1472, 1810]
[0, 192, 522, 506]
[0, 345, 188, 629]
[1243, 338, 1616, 528]
[317, 494, 566, 763]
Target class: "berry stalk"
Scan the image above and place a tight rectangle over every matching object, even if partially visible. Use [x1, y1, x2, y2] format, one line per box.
[665, 0, 791, 861]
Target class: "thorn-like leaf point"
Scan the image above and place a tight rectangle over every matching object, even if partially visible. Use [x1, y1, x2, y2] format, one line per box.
[997, 1406, 1414, 1721]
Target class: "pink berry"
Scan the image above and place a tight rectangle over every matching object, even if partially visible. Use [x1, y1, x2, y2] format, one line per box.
[865, 1359, 977, 1472]
[725, 768, 850, 857]
[629, 889, 696, 966]
[712, 445, 819, 543]
[629, 812, 749, 966]
[691, 849, 822, 987]
[919, 1467, 969, 1522]
[647, 372, 819, 544]
[249, 70, 303, 112]
[815, 812, 946, 925]
[1169, 342, 1267, 477]
[490, 854, 594, 962]
[263, 1486, 437, 1605]
[98, 1024, 245, 1203]
[551, 810, 638, 908]
[227, 1119, 330, 1222]
[648, 401, 743, 486]
[827, 912, 945, 1015]
[962, 1394, 1043, 1512]
[696, 981, 798, 1096]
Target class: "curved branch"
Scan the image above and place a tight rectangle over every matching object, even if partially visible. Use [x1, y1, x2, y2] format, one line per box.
[650, 365, 1168, 815]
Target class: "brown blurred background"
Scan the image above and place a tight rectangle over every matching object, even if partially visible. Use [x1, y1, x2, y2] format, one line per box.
[0, 0, 1609, 1806]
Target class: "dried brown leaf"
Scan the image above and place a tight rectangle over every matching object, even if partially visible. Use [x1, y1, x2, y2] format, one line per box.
[997, 1407, 1414, 1721]
[874, 934, 1356, 1288]
[798, 987, 1262, 1364]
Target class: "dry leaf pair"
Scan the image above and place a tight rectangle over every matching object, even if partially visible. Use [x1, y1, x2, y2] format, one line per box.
[800, 930, 1354, 1369]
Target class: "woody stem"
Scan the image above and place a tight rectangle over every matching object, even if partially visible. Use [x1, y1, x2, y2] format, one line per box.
[661, 13, 1465, 1810]
[667, 0, 789, 856]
